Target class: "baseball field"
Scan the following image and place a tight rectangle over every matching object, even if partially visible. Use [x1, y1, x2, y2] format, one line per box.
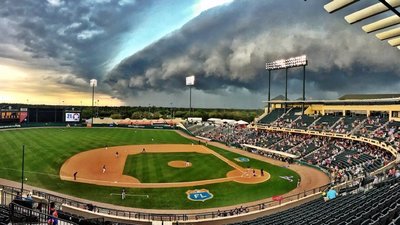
[0, 127, 303, 209]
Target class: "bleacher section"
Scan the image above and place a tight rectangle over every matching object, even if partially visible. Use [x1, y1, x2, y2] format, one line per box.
[293, 115, 318, 129]
[258, 108, 285, 124]
[287, 136, 322, 157]
[195, 124, 216, 136]
[303, 138, 342, 165]
[310, 115, 341, 131]
[195, 114, 394, 179]
[373, 121, 400, 142]
[0, 205, 10, 225]
[283, 108, 302, 120]
[229, 177, 400, 225]
[185, 124, 203, 134]
[333, 116, 366, 134]
[354, 116, 388, 137]
[269, 133, 311, 153]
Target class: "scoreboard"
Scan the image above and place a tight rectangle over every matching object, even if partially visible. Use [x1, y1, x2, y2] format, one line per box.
[65, 112, 81, 122]
[0, 110, 26, 124]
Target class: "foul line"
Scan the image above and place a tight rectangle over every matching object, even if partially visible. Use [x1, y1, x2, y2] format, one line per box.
[110, 193, 149, 198]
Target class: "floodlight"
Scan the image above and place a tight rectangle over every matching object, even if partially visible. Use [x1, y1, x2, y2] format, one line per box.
[90, 78, 97, 126]
[265, 55, 307, 70]
[185, 75, 195, 115]
[265, 54, 308, 115]
[186, 75, 195, 86]
[90, 79, 97, 87]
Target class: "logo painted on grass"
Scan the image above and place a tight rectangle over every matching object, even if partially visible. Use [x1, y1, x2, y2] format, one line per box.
[234, 157, 250, 162]
[279, 176, 294, 182]
[186, 189, 213, 202]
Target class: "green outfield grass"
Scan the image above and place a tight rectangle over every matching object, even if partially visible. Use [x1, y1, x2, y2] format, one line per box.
[123, 152, 233, 182]
[0, 127, 300, 209]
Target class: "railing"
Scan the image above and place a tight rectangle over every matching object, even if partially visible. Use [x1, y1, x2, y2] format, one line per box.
[255, 125, 399, 157]
[0, 189, 78, 225]
[8, 202, 78, 225]
[29, 183, 329, 222]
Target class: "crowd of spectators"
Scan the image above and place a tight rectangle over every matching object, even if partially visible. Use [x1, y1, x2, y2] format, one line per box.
[332, 117, 363, 134]
[194, 116, 396, 178]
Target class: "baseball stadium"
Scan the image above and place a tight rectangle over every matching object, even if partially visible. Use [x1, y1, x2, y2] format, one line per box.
[1, 0, 400, 225]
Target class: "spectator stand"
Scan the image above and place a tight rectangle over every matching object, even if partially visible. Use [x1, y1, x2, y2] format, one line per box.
[309, 114, 341, 132]
[257, 108, 286, 125]
[228, 175, 400, 225]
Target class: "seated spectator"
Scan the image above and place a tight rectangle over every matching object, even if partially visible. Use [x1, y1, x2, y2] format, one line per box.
[326, 188, 338, 201]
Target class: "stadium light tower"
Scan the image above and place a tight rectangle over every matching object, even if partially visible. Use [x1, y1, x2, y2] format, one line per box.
[266, 55, 308, 114]
[186, 75, 195, 116]
[90, 79, 97, 127]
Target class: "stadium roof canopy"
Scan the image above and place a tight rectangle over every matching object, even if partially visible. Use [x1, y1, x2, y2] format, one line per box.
[271, 95, 286, 101]
[339, 93, 400, 100]
[264, 97, 400, 105]
[324, 0, 400, 51]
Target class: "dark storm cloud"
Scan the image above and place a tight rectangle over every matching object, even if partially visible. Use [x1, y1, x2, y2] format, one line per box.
[106, 0, 400, 100]
[0, 0, 154, 86]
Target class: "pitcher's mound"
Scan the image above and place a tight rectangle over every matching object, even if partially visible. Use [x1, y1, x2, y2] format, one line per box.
[168, 160, 192, 168]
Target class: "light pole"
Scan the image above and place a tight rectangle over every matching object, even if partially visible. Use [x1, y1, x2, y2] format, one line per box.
[170, 102, 173, 119]
[266, 55, 308, 114]
[285, 67, 288, 113]
[21, 145, 25, 193]
[90, 79, 97, 127]
[26, 99, 29, 123]
[267, 70, 271, 113]
[96, 99, 100, 117]
[302, 64, 306, 113]
[186, 75, 195, 116]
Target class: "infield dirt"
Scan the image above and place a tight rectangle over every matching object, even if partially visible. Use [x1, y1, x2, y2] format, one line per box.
[60, 144, 270, 188]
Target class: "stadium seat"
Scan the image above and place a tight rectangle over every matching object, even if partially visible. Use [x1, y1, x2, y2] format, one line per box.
[393, 215, 400, 225]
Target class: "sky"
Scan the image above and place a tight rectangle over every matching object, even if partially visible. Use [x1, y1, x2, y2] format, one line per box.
[0, 0, 399, 109]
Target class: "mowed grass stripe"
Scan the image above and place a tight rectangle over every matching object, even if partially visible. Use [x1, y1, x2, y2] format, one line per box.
[21, 130, 61, 175]
[154, 154, 164, 182]
[123, 153, 234, 183]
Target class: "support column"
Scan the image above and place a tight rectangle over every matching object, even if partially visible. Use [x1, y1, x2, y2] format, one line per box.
[302, 65, 306, 115]
[268, 70, 271, 113]
[21, 145, 25, 193]
[189, 86, 192, 116]
[92, 85, 95, 126]
[285, 68, 288, 113]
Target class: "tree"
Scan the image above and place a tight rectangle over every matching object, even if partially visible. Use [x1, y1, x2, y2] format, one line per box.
[131, 111, 142, 119]
[110, 113, 122, 119]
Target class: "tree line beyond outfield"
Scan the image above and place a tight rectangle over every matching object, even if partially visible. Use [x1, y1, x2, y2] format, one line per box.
[81, 106, 262, 122]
